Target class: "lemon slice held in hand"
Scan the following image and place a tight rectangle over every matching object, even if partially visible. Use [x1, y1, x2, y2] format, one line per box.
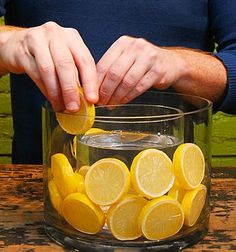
[85, 158, 130, 206]
[173, 143, 205, 190]
[130, 149, 174, 198]
[56, 87, 95, 135]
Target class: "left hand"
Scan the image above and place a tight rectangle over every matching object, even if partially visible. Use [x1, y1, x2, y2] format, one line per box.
[97, 35, 187, 105]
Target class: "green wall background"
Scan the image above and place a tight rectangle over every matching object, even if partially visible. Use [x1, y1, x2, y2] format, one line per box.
[0, 19, 236, 166]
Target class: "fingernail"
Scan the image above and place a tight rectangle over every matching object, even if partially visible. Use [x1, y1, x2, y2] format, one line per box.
[66, 101, 79, 111]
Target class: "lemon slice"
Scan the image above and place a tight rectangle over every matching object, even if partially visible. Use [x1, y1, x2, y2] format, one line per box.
[56, 87, 95, 135]
[167, 182, 186, 203]
[85, 127, 105, 135]
[51, 153, 77, 199]
[120, 131, 150, 143]
[107, 194, 147, 241]
[139, 196, 184, 240]
[70, 136, 77, 159]
[76, 165, 90, 177]
[173, 143, 205, 190]
[130, 149, 174, 198]
[63, 192, 105, 234]
[181, 184, 207, 226]
[48, 179, 64, 217]
[74, 172, 85, 193]
[85, 158, 130, 205]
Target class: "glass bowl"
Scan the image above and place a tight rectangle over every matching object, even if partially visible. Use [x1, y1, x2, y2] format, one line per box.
[42, 91, 212, 251]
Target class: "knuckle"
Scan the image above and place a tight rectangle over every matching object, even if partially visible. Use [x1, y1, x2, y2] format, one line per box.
[99, 87, 110, 98]
[65, 27, 79, 36]
[150, 67, 164, 77]
[118, 35, 129, 42]
[122, 76, 135, 89]
[47, 90, 61, 102]
[38, 63, 54, 74]
[146, 48, 158, 60]
[154, 82, 167, 90]
[80, 55, 95, 67]
[107, 68, 120, 81]
[56, 57, 74, 69]
[133, 37, 147, 49]
[134, 82, 145, 94]
[122, 94, 133, 104]
[63, 85, 77, 94]
[42, 21, 59, 32]
[96, 63, 107, 75]
[24, 29, 38, 44]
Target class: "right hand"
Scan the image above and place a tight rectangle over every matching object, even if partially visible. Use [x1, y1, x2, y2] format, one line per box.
[0, 21, 98, 112]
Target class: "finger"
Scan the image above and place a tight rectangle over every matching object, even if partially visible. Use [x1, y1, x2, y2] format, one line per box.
[98, 51, 137, 105]
[66, 28, 98, 104]
[31, 39, 64, 111]
[20, 51, 47, 96]
[96, 36, 133, 87]
[120, 69, 158, 104]
[22, 52, 63, 111]
[49, 39, 80, 112]
[107, 57, 150, 105]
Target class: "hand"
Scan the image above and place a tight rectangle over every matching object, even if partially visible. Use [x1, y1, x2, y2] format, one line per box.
[97, 35, 187, 105]
[0, 22, 98, 112]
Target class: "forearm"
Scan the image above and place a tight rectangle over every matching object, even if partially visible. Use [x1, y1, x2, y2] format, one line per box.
[168, 47, 227, 104]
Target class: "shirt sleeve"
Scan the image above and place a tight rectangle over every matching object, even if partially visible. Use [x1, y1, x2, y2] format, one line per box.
[0, 0, 6, 16]
[209, 0, 236, 114]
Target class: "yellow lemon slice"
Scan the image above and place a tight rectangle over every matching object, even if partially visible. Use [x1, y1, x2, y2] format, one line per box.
[56, 87, 95, 135]
[139, 196, 184, 240]
[120, 131, 150, 143]
[85, 158, 130, 205]
[181, 184, 207, 227]
[107, 195, 147, 240]
[130, 149, 174, 198]
[63, 192, 105, 234]
[70, 136, 77, 159]
[48, 179, 64, 217]
[84, 127, 105, 135]
[51, 153, 77, 199]
[76, 165, 90, 177]
[74, 172, 85, 193]
[173, 143, 205, 190]
[167, 182, 186, 203]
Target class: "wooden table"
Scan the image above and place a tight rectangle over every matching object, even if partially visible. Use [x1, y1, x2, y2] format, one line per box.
[0, 165, 235, 252]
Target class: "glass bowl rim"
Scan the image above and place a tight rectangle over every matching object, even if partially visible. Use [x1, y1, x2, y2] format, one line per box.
[43, 91, 212, 120]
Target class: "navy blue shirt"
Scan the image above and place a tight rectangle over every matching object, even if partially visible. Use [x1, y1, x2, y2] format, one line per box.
[0, 0, 236, 163]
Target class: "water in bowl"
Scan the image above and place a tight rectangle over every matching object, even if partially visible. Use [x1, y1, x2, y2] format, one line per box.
[76, 130, 183, 168]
